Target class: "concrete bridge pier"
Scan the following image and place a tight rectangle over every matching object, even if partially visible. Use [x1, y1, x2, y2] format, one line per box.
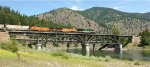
[114, 43, 122, 58]
[115, 43, 122, 51]
[66, 43, 70, 52]
[37, 43, 42, 50]
[36, 35, 42, 50]
[92, 44, 95, 52]
[81, 43, 90, 56]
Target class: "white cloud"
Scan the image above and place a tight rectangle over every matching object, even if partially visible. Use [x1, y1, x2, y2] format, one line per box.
[68, 0, 83, 4]
[113, 6, 123, 10]
[139, 11, 146, 13]
[70, 6, 84, 10]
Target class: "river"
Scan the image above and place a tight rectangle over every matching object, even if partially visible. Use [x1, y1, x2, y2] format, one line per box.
[91, 49, 150, 61]
[65, 48, 150, 61]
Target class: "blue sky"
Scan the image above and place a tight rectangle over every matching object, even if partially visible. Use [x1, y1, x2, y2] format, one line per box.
[0, 0, 150, 16]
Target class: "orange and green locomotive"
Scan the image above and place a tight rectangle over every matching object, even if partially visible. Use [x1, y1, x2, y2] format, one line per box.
[0, 24, 94, 33]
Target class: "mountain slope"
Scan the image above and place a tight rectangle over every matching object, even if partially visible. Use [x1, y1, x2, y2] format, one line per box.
[77, 7, 150, 35]
[2, 6, 150, 35]
[77, 7, 150, 24]
[36, 8, 104, 32]
[35, 7, 150, 35]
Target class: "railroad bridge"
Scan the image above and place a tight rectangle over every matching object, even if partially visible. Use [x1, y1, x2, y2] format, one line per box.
[9, 31, 133, 56]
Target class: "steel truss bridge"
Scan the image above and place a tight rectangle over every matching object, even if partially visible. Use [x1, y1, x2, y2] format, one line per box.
[9, 31, 133, 56]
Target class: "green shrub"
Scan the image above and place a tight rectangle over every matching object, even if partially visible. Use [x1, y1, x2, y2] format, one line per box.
[51, 51, 65, 56]
[97, 56, 105, 61]
[62, 54, 69, 59]
[51, 51, 70, 59]
[112, 28, 120, 35]
[139, 28, 150, 47]
[105, 56, 111, 62]
[144, 46, 150, 49]
[0, 40, 19, 52]
[134, 61, 141, 65]
[90, 55, 97, 60]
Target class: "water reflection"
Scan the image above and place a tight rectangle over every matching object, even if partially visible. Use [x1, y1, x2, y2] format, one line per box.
[92, 49, 150, 61]
[67, 48, 150, 61]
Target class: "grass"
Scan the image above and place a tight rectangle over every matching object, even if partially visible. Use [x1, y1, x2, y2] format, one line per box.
[144, 46, 150, 49]
[134, 61, 143, 65]
[0, 49, 16, 58]
[0, 49, 150, 67]
[105, 56, 111, 62]
[0, 49, 102, 67]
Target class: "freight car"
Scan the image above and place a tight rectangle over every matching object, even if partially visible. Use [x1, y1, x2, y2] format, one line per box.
[31, 26, 49, 31]
[60, 28, 77, 32]
[0, 24, 29, 31]
[49, 28, 62, 32]
[6, 25, 29, 31]
[0, 24, 94, 33]
[77, 29, 95, 33]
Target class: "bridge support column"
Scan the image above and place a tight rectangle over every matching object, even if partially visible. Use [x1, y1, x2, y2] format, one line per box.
[93, 44, 95, 52]
[81, 43, 90, 56]
[114, 44, 123, 58]
[66, 43, 70, 52]
[37, 44, 42, 50]
[115, 43, 122, 51]
[115, 44, 123, 58]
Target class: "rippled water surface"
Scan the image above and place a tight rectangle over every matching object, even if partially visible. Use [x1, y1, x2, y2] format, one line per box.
[92, 49, 150, 61]
[66, 47, 150, 61]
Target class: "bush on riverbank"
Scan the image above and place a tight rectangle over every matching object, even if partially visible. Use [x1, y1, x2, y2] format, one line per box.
[134, 61, 143, 65]
[105, 56, 112, 62]
[144, 46, 150, 49]
[51, 51, 69, 59]
[0, 40, 21, 59]
[139, 28, 150, 47]
[0, 40, 19, 52]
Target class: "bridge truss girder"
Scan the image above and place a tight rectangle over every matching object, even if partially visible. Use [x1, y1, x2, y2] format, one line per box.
[9, 31, 133, 56]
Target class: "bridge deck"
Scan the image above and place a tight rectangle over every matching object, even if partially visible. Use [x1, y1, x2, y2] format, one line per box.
[14, 38, 119, 44]
[8, 31, 132, 37]
[8, 30, 133, 52]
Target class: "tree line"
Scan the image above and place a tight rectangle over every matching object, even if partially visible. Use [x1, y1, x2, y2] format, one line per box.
[139, 28, 150, 47]
[0, 6, 71, 28]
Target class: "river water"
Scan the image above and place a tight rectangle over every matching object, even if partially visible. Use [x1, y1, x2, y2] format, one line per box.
[91, 49, 150, 61]
[66, 48, 150, 61]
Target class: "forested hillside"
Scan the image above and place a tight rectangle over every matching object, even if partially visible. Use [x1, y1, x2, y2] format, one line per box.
[0, 6, 70, 28]
[1, 6, 150, 35]
[36, 7, 150, 35]
[77, 7, 150, 35]
[36, 8, 104, 32]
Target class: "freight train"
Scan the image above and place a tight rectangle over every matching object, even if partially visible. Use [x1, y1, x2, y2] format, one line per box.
[0, 24, 94, 33]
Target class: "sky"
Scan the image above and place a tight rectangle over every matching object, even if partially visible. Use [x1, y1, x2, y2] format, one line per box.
[0, 0, 150, 16]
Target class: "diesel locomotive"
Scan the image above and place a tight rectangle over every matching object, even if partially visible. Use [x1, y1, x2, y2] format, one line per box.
[0, 24, 94, 33]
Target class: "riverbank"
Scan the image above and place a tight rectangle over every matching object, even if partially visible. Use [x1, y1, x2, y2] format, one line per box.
[0, 49, 149, 67]
[101, 47, 150, 50]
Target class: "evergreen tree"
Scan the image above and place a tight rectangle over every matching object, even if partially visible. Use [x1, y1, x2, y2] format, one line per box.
[0, 6, 70, 28]
[139, 28, 150, 46]
[112, 28, 120, 35]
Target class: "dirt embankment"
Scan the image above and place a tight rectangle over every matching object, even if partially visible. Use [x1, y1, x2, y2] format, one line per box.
[0, 32, 10, 43]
